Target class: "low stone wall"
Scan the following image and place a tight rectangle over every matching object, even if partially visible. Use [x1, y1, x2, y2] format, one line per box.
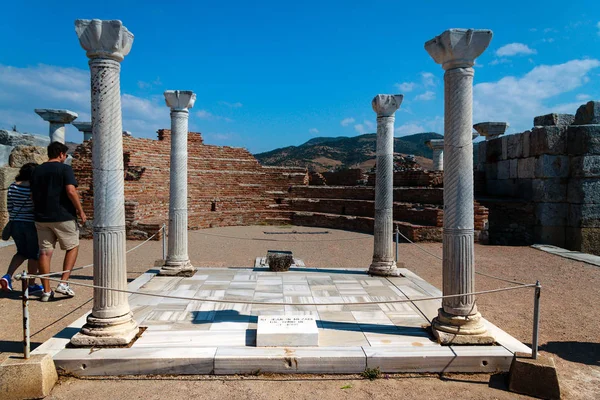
[367, 170, 444, 187]
[321, 169, 365, 186]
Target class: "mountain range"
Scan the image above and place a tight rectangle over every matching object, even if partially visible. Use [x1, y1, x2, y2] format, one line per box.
[254, 132, 442, 171]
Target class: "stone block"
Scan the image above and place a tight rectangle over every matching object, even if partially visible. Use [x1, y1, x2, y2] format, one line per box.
[570, 155, 600, 178]
[0, 211, 8, 231]
[536, 203, 568, 226]
[509, 159, 518, 179]
[534, 225, 565, 247]
[8, 145, 47, 168]
[508, 352, 560, 400]
[506, 134, 523, 159]
[485, 163, 497, 180]
[573, 101, 600, 125]
[530, 126, 567, 156]
[487, 179, 518, 197]
[568, 204, 600, 227]
[0, 167, 19, 190]
[532, 179, 567, 203]
[533, 113, 574, 127]
[486, 137, 502, 162]
[266, 250, 293, 271]
[497, 160, 511, 180]
[478, 141, 487, 166]
[501, 136, 508, 160]
[565, 227, 600, 255]
[534, 155, 569, 178]
[256, 315, 319, 347]
[567, 124, 600, 155]
[517, 157, 536, 179]
[0, 190, 7, 211]
[0, 354, 58, 400]
[516, 179, 534, 199]
[522, 130, 531, 158]
[567, 179, 600, 204]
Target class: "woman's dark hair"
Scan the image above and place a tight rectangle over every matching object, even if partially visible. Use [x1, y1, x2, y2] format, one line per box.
[16, 163, 38, 182]
[47, 141, 69, 159]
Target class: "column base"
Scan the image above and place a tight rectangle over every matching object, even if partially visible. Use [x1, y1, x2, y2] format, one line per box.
[368, 261, 404, 277]
[159, 260, 195, 277]
[70, 312, 139, 347]
[431, 308, 495, 345]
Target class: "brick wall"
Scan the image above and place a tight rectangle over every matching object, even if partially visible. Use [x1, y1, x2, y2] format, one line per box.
[72, 130, 307, 239]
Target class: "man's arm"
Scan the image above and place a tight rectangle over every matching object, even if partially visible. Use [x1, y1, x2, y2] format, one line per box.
[65, 184, 87, 224]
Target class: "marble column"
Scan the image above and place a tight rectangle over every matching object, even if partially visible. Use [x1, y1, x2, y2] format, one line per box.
[369, 94, 403, 277]
[71, 19, 138, 346]
[473, 122, 509, 140]
[426, 139, 444, 171]
[72, 121, 92, 142]
[34, 109, 78, 143]
[159, 90, 196, 277]
[425, 29, 494, 344]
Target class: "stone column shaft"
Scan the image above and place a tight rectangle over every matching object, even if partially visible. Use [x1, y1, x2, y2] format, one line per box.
[34, 109, 78, 143]
[160, 90, 196, 276]
[426, 139, 444, 171]
[369, 94, 403, 277]
[71, 19, 137, 346]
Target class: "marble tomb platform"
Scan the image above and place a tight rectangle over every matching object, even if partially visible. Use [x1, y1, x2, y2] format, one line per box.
[33, 266, 530, 376]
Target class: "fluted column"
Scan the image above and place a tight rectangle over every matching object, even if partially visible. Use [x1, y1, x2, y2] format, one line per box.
[425, 29, 494, 344]
[159, 90, 196, 277]
[369, 94, 403, 277]
[34, 109, 78, 143]
[73, 121, 93, 141]
[426, 139, 444, 171]
[71, 19, 138, 346]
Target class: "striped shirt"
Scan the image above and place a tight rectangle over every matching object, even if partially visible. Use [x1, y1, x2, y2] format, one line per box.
[7, 183, 35, 223]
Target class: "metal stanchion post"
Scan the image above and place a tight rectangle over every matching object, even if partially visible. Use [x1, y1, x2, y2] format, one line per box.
[162, 223, 166, 260]
[532, 280, 541, 360]
[395, 226, 399, 262]
[21, 271, 30, 359]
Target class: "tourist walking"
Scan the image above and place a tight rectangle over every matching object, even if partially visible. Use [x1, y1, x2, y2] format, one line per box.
[31, 142, 87, 301]
[0, 163, 44, 296]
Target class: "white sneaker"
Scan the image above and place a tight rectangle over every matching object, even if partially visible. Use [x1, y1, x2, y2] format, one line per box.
[55, 283, 75, 297]
[40, 291, 54, 302]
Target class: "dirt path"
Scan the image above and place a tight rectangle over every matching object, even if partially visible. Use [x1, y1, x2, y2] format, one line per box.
[1, 225, 598, 399]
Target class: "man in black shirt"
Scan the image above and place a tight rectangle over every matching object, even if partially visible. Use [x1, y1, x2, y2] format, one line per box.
[31, 142, 87, 301]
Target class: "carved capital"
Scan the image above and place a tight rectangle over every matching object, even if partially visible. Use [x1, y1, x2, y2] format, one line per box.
[372, 94, 403, 117]
[72, 121, 92, 133]
[473, 122, 509, 139]
[75, 19, 134, 62]
[164, 90, 196, 111]
[35, 109, 78, 124]
[425, 29, 492, 70]
[425, 139, 444, 150]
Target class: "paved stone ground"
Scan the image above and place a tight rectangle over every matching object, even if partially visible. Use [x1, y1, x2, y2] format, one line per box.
[1, 225, 599, 399]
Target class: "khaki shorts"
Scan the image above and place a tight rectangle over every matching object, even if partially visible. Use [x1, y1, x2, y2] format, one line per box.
[35, 220, 79, 251]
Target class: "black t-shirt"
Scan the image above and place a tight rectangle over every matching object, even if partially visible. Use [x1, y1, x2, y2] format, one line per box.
[31, 162, 78, 222]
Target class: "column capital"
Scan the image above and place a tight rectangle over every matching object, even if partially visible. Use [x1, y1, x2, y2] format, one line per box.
[425, 139, 444, 150]
[164, 90, 196, 111]
[75, 19, 134, 62]
[72, 121, 92, 133]
[35, 109, 78, 124]
[425, 29, 492, 70]
[473, 122, 509, 139]
[372, 94, 403, 117]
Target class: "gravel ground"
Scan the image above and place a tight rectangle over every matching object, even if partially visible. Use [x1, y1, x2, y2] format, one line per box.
[1, 225, 598, 399]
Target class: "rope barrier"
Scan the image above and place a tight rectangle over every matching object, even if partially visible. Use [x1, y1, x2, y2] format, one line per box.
[396, 230, 531, 286]
[22, 273, 537, 306]
[194, 231, 372, 243]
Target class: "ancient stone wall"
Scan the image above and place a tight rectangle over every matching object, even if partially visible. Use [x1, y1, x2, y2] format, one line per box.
[477, 101, 600, 255]
[71, 130, 307, 239]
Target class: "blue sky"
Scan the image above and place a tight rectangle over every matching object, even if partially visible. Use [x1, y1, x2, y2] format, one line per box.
[0, 0, 599, 153]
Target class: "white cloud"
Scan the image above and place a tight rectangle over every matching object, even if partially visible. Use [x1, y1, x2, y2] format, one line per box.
[340, 117, 355, 126]
[354, 119, 376, 135]
[473, 58, 600, 132]
[395, 82, 416, 92]
[196, 109, 232, 122]
[576, 93, 591, 101]
[202, 132, 240, 143]
[421, 72, 436, 87]
[309, 128, 319, 134]
[0, 64, 172, 142]
[395, 123, 426, 136]
[219, 101, 243, 108]
[495, 43, 537, 57]
[415, 91, 436, 101]
[489, 58, 511, 66]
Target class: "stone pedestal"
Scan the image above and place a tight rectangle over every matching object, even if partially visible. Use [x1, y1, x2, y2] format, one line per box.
[473, 122, 509, 141]
[73, 121, 93, 141]
[425, 28, 494, 344]
[34, 109, 78, 143]
[159, 90, 196, 277]
[71, 19, 138, 346]
[369, 94, 404, 277]
[426, 139, 444, 171]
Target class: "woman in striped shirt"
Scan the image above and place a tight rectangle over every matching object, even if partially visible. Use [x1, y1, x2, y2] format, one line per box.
[1, 163, 42, 295]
